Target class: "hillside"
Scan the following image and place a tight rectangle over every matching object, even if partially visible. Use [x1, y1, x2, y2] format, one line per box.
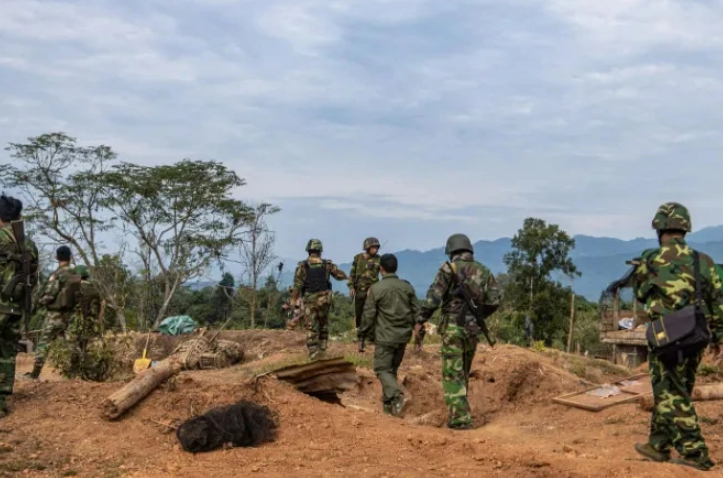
[268, 226, 723, 300]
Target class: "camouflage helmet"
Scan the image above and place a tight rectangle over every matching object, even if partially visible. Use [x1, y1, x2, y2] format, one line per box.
[306, 238, 323, 253]
[652, 202, 691, 232]
[363, 237, 381, 251]
[74, 265, 90, 279]
[445, 233, 474, 255]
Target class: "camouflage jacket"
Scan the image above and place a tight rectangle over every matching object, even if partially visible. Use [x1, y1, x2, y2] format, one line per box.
[0, 223, 39, 315]
[417, 252, 500, 326]
[348, 252, 381, 292]
[360, 273, 418, 344]
[292, 256, 348, 297]
[39, 264, 76, 307]
[632, 237, 723, 344]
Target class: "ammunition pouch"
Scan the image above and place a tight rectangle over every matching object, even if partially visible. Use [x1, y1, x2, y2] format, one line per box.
[47, 274, 82, 311]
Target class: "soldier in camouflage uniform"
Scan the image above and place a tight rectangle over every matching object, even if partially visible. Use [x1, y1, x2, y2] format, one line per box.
[68, 265, 104, 378]
[416, 234, 499, 430]
[349, 238, 382, 339]
[27, 246, 78, 379]
[291, 239, 348, 360]
[632, 203, 723, 471]
[0, 195, 38, 416]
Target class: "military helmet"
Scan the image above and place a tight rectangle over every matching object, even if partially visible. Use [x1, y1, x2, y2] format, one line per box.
[445, 233, 474, 255]
[306, 238, 323, 253]
[652, 202, 691, 232]
[74, 265, 90, 279]
[363, 237, 381, 251]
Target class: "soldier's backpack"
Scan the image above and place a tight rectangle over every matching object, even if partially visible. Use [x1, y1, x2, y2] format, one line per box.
[77, 280, 102, 319]
[0, 227, 32, 304]
[49, 273, 82, 311]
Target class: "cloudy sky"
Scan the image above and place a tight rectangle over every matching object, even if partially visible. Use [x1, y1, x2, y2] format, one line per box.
[2, 0, 723, 261]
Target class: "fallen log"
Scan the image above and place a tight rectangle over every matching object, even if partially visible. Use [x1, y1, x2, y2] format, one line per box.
[639, 383, 723, 411]
[102, 357, 182, 420]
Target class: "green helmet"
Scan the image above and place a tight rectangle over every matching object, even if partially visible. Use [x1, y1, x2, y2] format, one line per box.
[652, 202, 691, 232]
[74, 265, 90, 279]
[306, 238, 323, 253]
[445, 233, 473, 255]
[363, 237, 380, 251]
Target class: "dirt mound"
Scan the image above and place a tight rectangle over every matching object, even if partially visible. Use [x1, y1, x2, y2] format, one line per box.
[7, 335, 723, 477]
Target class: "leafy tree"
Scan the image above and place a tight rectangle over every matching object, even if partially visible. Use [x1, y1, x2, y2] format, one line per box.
[102, 160, 255, 327]
[1, 133, 129, 330]
[210, 272, 235, 324]
[503, 218, 580, 345]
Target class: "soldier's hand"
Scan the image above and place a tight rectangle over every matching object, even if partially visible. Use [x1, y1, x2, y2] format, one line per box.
[349, 288, 355, 298]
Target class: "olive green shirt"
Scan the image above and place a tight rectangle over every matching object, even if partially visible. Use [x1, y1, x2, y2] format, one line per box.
[360, 273, 419, 344]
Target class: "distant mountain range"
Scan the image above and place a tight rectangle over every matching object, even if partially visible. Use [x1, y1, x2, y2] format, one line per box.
[194, 226, 723, 301]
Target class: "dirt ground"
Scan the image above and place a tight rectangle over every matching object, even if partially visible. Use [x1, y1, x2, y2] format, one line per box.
[4, 331, 723, 477]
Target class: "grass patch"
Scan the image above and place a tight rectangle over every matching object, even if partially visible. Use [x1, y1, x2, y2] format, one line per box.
[701, 416, 719, 426]
[241, 355, 311, 378]
[698, 364, 722, 377]
[344, 352, 374, 370]
[0, 459, 47, 473]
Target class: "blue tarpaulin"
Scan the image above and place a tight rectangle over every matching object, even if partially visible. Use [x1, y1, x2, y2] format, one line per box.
[158, 316, 198, 336]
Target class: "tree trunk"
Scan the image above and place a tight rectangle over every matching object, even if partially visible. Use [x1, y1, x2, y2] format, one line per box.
[115, 308, 127, 333]
[567, 293, 575, 353]
[101, 357, 182, 420]
[250, 289, 257, 329]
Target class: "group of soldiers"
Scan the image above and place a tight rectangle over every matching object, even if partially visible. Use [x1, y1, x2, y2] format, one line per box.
[1, 190, 722, 471]
[0, 194, 103, 417]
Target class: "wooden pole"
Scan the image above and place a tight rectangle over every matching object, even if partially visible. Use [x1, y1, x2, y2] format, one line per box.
[567, 292, 575, 353]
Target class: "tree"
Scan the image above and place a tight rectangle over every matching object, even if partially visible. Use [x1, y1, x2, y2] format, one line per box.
[239, 203, 279, 328]
[102, 160, 254, 327]
[1, 132, 129, 330]
[503, 218, 580, 345]
[211, 273, 235, 324]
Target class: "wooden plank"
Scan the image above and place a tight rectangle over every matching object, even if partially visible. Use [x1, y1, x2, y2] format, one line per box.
[553, 374, 652, 412]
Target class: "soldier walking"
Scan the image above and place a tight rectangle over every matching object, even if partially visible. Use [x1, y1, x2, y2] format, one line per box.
[0, 195, 38, 417]
[416, 234, 499, 430]
[290, 239, 347, 360]
[27, 246, 79, 379]
[632, 203, 723, 471]
[358, 253, 418, 416]
[349, 238, 381, 339]
[69, 265, 104, 378]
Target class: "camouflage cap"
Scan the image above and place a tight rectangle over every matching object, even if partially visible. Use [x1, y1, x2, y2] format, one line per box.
[445, 233, 474, 255]
[363, 237, 380, 251]
[652, 202, 691, 232]
[306, 238, 323, 253]
[74, 265, 90, 279]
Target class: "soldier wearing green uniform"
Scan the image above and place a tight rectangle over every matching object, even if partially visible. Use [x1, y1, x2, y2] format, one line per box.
[68, 265, 104, 378]
[349, 238, 382, 338]
[358, 253, 418, 416]
[416, 234, 499, 430]
[27, 246, 79, 379]
[0, 195, 38, 417]
[632, 203, 723, 471]
[291, 239, 348, 360]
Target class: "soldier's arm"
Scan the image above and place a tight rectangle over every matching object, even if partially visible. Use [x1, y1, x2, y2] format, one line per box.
[704, 261, 723, 344]
[359, 286, 378, 341]
[328, 262, 348, 281]
[417, 264, 451, 323]
[408, 283, 420, 320]
[38, 275, 60, 306]
[632, 250, 656, 304]
[484, 271, 501, 309]
[348, 255, 357, 290]
[290, 263, 306, 302]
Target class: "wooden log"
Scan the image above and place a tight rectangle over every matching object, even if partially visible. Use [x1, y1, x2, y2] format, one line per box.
[102, 357, 182, 420]
[639, 383, 723, 411]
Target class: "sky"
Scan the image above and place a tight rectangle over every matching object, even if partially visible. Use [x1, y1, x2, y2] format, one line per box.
[2, 0, 723, 263]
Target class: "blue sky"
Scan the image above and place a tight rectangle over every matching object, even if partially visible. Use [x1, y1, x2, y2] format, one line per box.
[2, 0, 723, 262]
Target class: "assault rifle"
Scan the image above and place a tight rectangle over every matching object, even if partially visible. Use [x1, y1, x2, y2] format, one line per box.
[447, 262, 497, 347]
[11, 220, 33, 336]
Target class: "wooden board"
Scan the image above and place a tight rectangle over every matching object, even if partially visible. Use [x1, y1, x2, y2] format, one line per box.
[553, 374, 651, 412]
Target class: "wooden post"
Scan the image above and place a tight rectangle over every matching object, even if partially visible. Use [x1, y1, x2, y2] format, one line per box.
[567, 292, 575, 353]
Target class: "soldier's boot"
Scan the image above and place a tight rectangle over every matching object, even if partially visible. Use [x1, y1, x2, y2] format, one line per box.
[390, 395, 410, 418]
[320, 340, 328, 351]
[670, 457, 713, 471]
[448, 422, 474, 431]
[382, 402, 392, 416]
[634, 443, 670, 463]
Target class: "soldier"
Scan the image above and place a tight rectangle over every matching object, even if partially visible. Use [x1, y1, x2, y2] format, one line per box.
[69, 265, 104, 378]
[0, 194, 39, 417]
[27, 245, 79, 379]
[415, 234, 499, 430]
[358, 253, 418, 416]
[290, 239, 347, 360]
[632, 203, 723, 471]
[349, 238, 382, 338]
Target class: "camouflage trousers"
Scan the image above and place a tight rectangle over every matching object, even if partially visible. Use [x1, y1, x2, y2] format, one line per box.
[0, 313, 22, 397]
[374, 342, 406, 405]
[33, 311, 72, 372]
[302, 291, 332, 359]
[441, 323, 478, 427]
[648, 350, 713, 468]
